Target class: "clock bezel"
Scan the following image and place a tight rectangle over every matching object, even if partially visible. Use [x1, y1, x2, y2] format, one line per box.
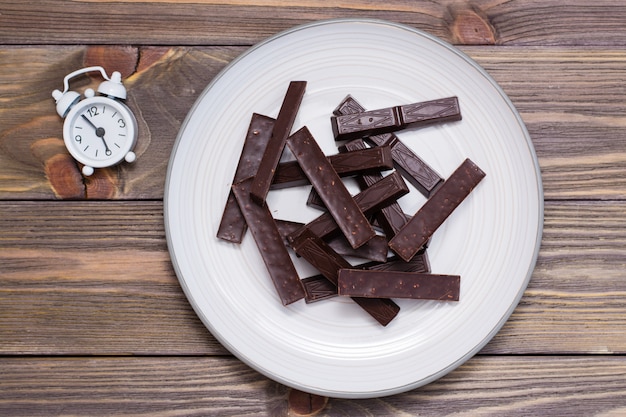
[63, 96, 138, 169]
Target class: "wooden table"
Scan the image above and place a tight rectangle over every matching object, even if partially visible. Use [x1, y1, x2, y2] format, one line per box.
[2, 1, 625, 415]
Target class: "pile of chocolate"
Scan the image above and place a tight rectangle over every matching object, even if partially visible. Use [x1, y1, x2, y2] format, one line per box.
[217, 81, 485, 326]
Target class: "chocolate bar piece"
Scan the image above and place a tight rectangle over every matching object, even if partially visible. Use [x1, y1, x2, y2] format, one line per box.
[360, 251, 431, 274]
[337, 269, 460, 301]
[301, 249, 431, 303]
[286, 126, 376, 249]
[339, 138, 408, 237]
[275, 219, 389, 263]
[334, 95, 444, 196]
[323, 234, 389, 263]
[217, 113, 275, 243]
[330, 96, 461, 141]
[290, 170, 409, 242]
[270, 145, 393, 189]
[291, 229, 400, 326]
[250, 81, 307, 204]
[389, 158, 486, 262]
[367, 133, 443, 196]
[231, 178, 305, 305]
[301, 274, 338, 303]
[305, 188, 326, 211]
[300, 250, 431, 304]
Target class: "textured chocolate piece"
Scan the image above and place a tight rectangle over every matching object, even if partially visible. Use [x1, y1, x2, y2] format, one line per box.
[274, 219, 308, 247]
[389, 158, 486, 262]
[339, 138, 409, 237]
[367, 133, 443, 196]
[217, 113, 275, 243]
[231, 178, 305, 305]
[291, 229, 347, 286]
[330, 96, 461, 141]
[334, 95, 444, 196]
[305, 188, 326, 211]
[337, 269, 460, 300]
[250, 81, 307, 204]
[359, 251, 431, 274]
[270, 145, 393, 189]
[332, 94, 366, 116]
[290, 170, 409, 242]
[291, 229, 400, 326]
[301, 251, 431, 304]
[324, 234, 389, 263]
[286, 126, 376, 249]
[301, 274, 338, 303]
[275, 219, 389, 263]
[326, 144, 393, 175]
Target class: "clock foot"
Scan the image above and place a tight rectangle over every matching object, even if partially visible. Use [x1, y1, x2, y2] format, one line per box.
[82, 166, 95, 176]
[125, 151, 136, 163]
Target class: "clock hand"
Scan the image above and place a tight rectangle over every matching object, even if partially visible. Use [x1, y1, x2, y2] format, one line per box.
[81, 114, 111, 155]
[96, 130, 112, 156]
[81, 114, 98, 130]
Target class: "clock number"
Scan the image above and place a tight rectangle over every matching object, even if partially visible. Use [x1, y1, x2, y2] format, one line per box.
[74, 134, 82, 143]
[87, 106, 99, 117]
[117, 118, 126, 128]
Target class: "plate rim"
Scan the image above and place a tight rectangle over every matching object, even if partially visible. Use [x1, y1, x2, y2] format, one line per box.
[164, 17, 545, 398]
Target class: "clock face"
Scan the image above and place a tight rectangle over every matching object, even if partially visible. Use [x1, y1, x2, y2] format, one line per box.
[63, 96, 138, 168]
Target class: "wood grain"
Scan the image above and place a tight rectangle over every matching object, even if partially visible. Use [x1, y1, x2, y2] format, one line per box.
[467, 47, 626, 199]
[1, 200, 625, 355]
[2, 1, 626, 47]
[1, 356, 625, 416]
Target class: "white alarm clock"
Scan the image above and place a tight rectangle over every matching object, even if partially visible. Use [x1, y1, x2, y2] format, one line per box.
[52, 66, 138, 176]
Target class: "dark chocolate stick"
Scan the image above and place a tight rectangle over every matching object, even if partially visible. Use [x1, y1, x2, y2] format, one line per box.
[323, 234, 389, 263]
[231, 178, 305, 305]
[359, 251, 431, 274]
[286, 126, 376, 249]
[275, 219, 389, 263]
[217, 114, 275, 243]
[330, 96, 461, 142]
[389, 158, 486, 262]
[301, 250, 431, 304]
[291, 229, 400, 326]
[367, 133, 443, 196]
[305, 188, 326, 211]
[334, 95, 444, 196]
[250, 81, 307, 204]
[270, 145, 393, 189]
[339, 138, 408, 237]
[337, 269, 460, 301]
[290, 170, 409, 243]
[301, 275, 338, 303]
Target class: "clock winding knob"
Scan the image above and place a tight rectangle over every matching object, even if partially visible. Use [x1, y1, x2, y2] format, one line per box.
[97, 71, 127, 100]
[52, 89, 80, 118]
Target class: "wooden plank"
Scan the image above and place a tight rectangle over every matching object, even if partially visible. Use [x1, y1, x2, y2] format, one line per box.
[1, 200, 626, 355]
[2, 1, 626, 47]
[0, 1, 478, 46]
[0, 200, 166, 250]
[1, 46, 625, 200]
[484, 200, 626, 354]
[0, 246, 225, 355]
[1, 356, 626, 415]
[466, 47, 626, 199]
[0, 200, 223, 354]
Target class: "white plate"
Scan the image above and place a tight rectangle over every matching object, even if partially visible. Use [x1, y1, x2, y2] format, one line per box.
[164, 18, 543, 398]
